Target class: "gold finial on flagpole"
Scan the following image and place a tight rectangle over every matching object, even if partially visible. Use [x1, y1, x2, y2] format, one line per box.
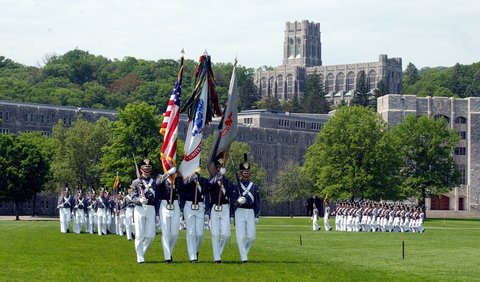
[180, 48, 185, 57]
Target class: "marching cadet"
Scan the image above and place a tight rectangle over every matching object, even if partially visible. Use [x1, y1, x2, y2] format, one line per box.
[157, 166, 180, 264]
[96, 188, 108, 236]
[323, 200, 332, 231]
[124, 186, 135, 241]
[86, 189, 97, 234]
[312, 204, 320, 231]
[132, 158, 161, 264]
[107, 191, 116, 234]
[180, 171, 210, 263]
[57, 184, 74, 233]
[206, 158, 235, 263]
[232, 154, 260, 264]
[115, 192, 126, 236]
[73, 189, 87, 234]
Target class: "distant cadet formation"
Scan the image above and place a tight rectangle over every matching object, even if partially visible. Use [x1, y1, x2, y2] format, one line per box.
[57, 155, 260, 264]
[332, 201, 425, 233]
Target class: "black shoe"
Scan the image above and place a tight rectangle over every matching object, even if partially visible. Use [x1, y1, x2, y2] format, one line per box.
[138, 261, 144, 264]
[190, 259, 197, 263]
[242, 260, 248, 264]
[165, 259, 172, 264]
[215, 260, 222, 264]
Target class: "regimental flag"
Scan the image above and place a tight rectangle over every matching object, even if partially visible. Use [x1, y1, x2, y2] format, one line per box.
[160, 52, 184, 173]
[113, 173, 120, 191]
[179, 54, 221, 177]
[207, 60, 239, 177]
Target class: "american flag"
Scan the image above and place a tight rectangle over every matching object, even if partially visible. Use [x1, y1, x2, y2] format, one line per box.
[160, 55, 184, 173]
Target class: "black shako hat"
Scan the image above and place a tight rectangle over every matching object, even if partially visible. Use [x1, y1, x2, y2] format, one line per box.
[239, 153, 250, 172]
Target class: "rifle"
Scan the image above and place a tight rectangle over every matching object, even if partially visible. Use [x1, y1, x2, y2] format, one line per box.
[132, 154, 147, 208]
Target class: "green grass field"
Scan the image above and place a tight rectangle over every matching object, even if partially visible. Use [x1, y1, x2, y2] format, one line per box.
[1, 217, 479, 281]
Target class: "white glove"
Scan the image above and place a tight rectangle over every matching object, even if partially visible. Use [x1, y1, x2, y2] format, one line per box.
[230, 217, 234, 225]
[167, 167, 177, 175]
[155, 215, 160, 224]
[219, 167, 226, 175]
[255, 217, 259, 225]
[140, 197, 148, 205]
[180, 212, 184, 219]
[204, 214, 210, 222]
[237, 197, 246, 205]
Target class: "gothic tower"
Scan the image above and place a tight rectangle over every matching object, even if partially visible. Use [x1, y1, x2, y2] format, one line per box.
[282, 20, 322, 67]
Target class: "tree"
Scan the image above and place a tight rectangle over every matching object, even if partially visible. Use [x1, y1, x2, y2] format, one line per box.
[447, 63, 468, 97]
[302, 72, 330, 114]
[0, 134, 49, 220]
[269, 162, 313, 217]
[351, 71, 371, 107]
[255, 95, 282, 111]
[370, 79, 389, 109]
[101, 102, 163, 189]
[464, 70, 480, 97]
[404, 62, 419, 86]
[389, 115, 460, 215]
[51, 117, 112, 191]
[304, 106, 401, 201]
[200, 134, 266, 187]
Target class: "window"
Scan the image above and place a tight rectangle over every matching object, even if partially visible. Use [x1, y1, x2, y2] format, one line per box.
[458, 165, 466, 185]
[295, 121, 306, 129]
[346, 72, 355, 91]
[455, 116, 467, 124]
[46, 115, 51, 124]
[311, 123, 322, 130]
[269, 77, 275, 96]
[277, 75, 284, 98]
[455, 147, 466, 155]
[435, 115, 450, 124]
[260, 78, 268, 97]
[458, 131, 466, 140]
[0, 128, 9, 134]
[0, 111, 3, 120]
[278, 119, 290, 128]
[326, 73, 334, 92]
[336, 73, 345, 92]
[368, 70, 377, 90]
[41, 115, 45, 123]
[286, 74, 294, 99]
[243, 118, 253, 125]
[4, 112, 9, 121]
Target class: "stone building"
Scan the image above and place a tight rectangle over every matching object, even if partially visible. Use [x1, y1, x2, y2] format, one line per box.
[0, 100, 117, 135]
[255, 20, 403, 105]
[378, 94, 480, 215]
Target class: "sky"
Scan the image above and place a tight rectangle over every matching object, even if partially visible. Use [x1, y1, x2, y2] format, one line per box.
[1, 0, 479, 70]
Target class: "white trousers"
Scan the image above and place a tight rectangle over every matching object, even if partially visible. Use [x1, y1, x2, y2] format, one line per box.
[87, 209, 96, 234]
[97, 208, 107, 235]
[235, 208, 256, 262]
[324, 214, 331, 231]
[125, 208, 134, 240]
[184, 201, 205, 261]
[116, 214, 125, 235]
[312, 214, 319, 230]
[134, 205, 156, 263]
[73, 210, 85, 233]
[210, 204, 230, 261]
[160, 200, 180, 261]
[59, 208, 71, 233]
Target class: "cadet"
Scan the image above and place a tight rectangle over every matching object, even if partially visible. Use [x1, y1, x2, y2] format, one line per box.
[124, 186, 136, 241]
[96, 188, 108, 236]
[323, 200, 332, 231]
[180, 171, 209, 263]
[132, 158, 160, 264]
[157, 166, 180, 264]
[57, 184, 74, 233]
[232, 154, 260, 263]
[207, 158, 235, 263]
[73, 189, 87, 234]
